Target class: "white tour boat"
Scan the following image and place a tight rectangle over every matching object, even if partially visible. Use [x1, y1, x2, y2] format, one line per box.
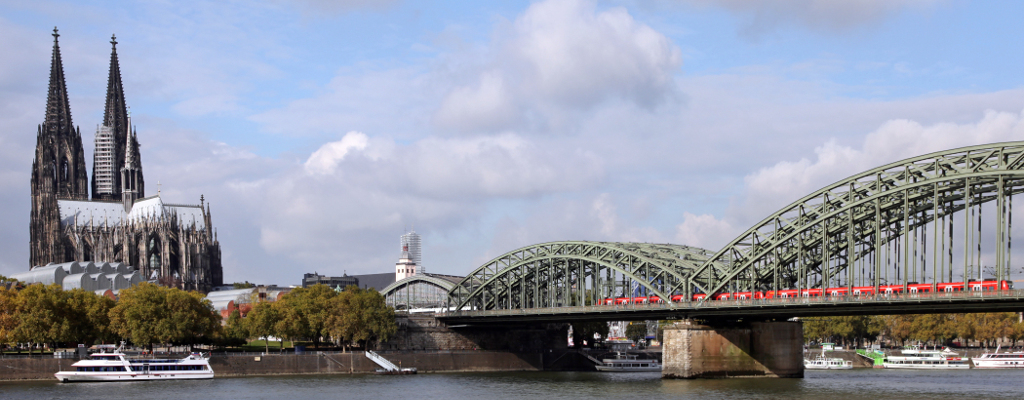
[804, 350, 853, 370]
[883, 345, 969, 370]
[55, 343, 214, 382]
[595, 352, 662, 372]
[972, 346, 1024, 369]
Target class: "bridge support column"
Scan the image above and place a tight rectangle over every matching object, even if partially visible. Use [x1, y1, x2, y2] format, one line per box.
[662, 319, 803, 379]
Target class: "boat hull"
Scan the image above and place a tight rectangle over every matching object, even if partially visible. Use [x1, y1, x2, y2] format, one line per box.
[804, 364, 853, 370]
[882, 363, 969, 369]
[972, 361, 1024, 369]
[55, 371, 214, 382]
[595, 365, 662, 372]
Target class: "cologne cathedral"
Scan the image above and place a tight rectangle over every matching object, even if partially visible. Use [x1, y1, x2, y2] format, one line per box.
[29, 29, 222, 292]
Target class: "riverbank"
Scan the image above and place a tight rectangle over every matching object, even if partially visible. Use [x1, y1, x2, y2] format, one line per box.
[0, 350, 594, 381]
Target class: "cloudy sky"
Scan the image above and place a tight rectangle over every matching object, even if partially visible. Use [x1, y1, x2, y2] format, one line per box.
[2, 0, 1023, 285]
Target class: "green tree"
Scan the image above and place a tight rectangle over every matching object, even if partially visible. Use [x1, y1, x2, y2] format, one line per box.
[327, 286, 397, 350]
[218, 309, 248, 348]
[65, 288, 116, 345]
[246, 300, 282, 352]
[0, 287, 19, 347]
[1009, 315, 1024, 347]
[13, 284, 74, 352]
[275, 285, 338, 349]
[910, 314, 956, 346]
[625, 322, 647, 344]
[165, 290, 221, 351]
[109, 283, 169, 350]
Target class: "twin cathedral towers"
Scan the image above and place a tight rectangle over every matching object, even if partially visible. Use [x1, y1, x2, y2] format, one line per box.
[29, 29, 222, 291]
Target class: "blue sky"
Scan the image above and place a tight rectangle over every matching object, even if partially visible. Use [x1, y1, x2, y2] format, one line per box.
[2, 0, 1023, 285]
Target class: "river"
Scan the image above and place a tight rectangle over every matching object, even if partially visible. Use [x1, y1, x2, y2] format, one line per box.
[4, 369, 1024, 399]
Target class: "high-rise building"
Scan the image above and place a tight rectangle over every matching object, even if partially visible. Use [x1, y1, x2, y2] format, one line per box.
[92, 125, 115, 197]
[400, 230, 422, 273]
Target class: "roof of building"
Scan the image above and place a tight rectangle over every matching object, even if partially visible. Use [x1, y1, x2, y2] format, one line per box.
[349, 273, 396, 292]
[58, 195, 206, 229]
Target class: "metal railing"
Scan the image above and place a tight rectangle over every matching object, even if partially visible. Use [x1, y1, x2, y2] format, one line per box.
[444, 289, 1024, 317]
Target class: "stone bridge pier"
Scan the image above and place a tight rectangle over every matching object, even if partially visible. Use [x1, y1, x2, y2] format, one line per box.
[662, 319, 803, 379]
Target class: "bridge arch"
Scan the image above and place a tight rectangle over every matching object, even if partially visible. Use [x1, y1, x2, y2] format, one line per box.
[446, 241, 712, 311]
[690, 141, 1024, 299]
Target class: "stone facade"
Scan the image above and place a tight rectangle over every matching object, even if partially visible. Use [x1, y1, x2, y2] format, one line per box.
[662, 319, 803, 379]
[28, 30, 222, 292]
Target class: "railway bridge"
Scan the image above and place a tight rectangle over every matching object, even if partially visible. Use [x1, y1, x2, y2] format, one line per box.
[385, 142, 1024, 378]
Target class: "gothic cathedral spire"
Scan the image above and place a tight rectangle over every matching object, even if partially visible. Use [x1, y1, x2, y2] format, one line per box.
[93, 34, 130, 200]
[31, 27, 90, 267]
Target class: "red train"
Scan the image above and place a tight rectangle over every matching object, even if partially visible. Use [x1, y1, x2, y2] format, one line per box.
[601, 280, 1013, 305]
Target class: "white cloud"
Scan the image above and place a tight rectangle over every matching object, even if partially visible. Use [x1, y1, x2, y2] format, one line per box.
[674, 212, 739, 250]
[434, 0, 682, 133]
[304, 131, 369, 175]
[736, 109, 1024, 224]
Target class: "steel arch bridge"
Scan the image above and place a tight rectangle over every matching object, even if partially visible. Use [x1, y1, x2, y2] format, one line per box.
[442, 142, 1024, 322]
[446, 241, 712, 312]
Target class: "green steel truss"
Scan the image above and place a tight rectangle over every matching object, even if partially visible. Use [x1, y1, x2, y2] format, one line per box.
[447, 241, 711, 311]
[691, 141, 1024, 299]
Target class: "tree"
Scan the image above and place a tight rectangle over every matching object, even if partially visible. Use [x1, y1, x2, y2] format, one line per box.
[274, 285, 338, 349]
[109, 283, 169, 350]
[881, 315, 913, 346]
[625, 322, 647, 344]
[246, 300, 281, 353]
[109, 283, 219, 351]
[1009, 315, 1024, 347]
[12, 284, 73, 352]
[232, 282, 255, 289]
[910, 314, 956, 346]
[165, 290, 221, 351]
[327, 286, 397, 350]
[0, 287, 19, 347]
[65, 288, 116, 345]
[218, 309, 248, 348]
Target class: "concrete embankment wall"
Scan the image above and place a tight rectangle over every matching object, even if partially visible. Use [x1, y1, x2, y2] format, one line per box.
[0, 350, 592, 381]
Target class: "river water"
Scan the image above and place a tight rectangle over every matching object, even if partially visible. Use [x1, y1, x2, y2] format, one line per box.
[4, 369, 1024, 399]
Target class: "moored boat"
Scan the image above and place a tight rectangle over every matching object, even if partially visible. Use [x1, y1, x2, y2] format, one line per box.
[804, 350, 853, 370]
[972, 346, 1024, 369]
[595, 352, 661, 372]
[883, 345, 969, 369]
[55, 343, 214, 382]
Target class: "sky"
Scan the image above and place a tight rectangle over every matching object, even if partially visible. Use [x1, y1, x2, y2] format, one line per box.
[1, 0, 1024, 286]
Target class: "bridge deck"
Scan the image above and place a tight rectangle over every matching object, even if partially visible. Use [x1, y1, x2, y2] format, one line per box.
[438, 290, 1024, 324]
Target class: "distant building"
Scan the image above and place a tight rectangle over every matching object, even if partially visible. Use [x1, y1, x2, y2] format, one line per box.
[301, 272, 358, 289]
[395, 245, 418, 281]
[400, 230, 422, 273]
[348, 273, 395, 291]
